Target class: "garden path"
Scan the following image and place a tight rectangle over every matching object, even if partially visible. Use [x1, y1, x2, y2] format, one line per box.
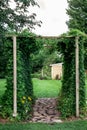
[31, 98, 62, 123]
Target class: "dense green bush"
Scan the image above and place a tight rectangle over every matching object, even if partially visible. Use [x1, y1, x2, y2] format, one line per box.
[1, 37, 13, 118]
[57, 30, 86, 118]
[0, 37, 7, 78]
[1, 35, 37, 120]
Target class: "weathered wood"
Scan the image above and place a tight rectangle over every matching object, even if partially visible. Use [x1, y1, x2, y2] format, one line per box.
[41, 68, 44, 78]
[13, 36, 17, 117]
[75, 36, 79, 117]
[6, 34, 75, 39]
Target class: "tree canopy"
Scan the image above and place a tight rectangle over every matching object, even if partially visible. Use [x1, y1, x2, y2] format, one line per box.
[67, 0, 87, 33]
[67, 0, 87, 69]
[0, 0, 40, 34]
[0, 0, 40, 78]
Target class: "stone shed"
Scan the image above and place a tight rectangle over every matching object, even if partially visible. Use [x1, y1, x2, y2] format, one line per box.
[50, 63, 62, 79]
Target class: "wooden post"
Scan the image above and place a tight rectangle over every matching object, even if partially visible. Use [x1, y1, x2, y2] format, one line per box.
[75, 36, 79, 117]
[13, 36, 17, 117]
[41, 68, 44, 78]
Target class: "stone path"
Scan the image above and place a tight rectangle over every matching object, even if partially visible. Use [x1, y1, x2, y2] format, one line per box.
[31, 98, 62, 123]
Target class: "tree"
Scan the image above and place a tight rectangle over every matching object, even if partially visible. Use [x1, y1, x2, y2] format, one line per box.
[31, 37, 62, 78]
[0, 0, 41, 34]
[0, 0, 40, 78]
[66, 0, 87, 33]
[67, 0, 87, 69]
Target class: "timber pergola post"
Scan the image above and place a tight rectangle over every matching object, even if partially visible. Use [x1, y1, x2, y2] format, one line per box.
[75, 36, 79, 117]
[13, 36, 17, 117]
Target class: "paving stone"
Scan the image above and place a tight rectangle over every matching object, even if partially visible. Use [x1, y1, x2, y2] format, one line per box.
[31, 98, 61, 123]
[53, 119, 62, 123]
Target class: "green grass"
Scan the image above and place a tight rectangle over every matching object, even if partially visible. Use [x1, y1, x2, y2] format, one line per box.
[0, 79, 6, 98]
[0, 78, 87, 98]
[33, 78, 61, 98]
[0, 79, 87, 129]
[0, 120, 87, 130]
[0, 78, 61, 99]
[0, 79, 6, 104]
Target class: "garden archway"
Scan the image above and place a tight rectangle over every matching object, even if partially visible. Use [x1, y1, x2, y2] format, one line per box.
[1, 30, 86, 119]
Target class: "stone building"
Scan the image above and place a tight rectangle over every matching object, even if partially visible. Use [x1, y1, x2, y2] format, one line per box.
[50, 63, 62, 79]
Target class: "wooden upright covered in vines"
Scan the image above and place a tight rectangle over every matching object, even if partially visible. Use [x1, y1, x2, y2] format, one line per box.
[57, 30, 86, 118]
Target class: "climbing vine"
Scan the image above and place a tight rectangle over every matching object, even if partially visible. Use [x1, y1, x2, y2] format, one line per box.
[0, 29, 86, 120]
[57, 30, 86, 118]
[1, 34, 37, 120]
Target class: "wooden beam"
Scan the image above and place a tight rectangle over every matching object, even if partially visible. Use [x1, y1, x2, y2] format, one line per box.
[75, 36, 79, 117]
[6, 34, 75, 39]
[13, 36, 17, 117]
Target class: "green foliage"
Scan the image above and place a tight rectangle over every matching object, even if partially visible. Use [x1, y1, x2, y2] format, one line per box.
[67, 0, 87, 69]
[17, 36, 37, 120]
[18, 96, 33, 120]
[31, 37, 62, 77]
[0, 38, 7, 78]
[0, 0, 40, 34]
[67, 0, 87, 33]
[1, 35, 37, 120]
[57, 30, 86, 118]
[0, 38, 13, 117]
[83, 37, 87, 70]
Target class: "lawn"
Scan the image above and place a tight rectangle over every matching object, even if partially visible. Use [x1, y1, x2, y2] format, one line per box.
[0, 120, 87, 130]
[0, 78, 87, 98]
[0, 79, 6, 99]
[0, 78, 61, 98]
[33, 78, 61, 98]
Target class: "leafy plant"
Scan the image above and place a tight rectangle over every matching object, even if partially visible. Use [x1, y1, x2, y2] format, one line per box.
[57, 30, 86, 118]
[1, 33, 37, 120]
